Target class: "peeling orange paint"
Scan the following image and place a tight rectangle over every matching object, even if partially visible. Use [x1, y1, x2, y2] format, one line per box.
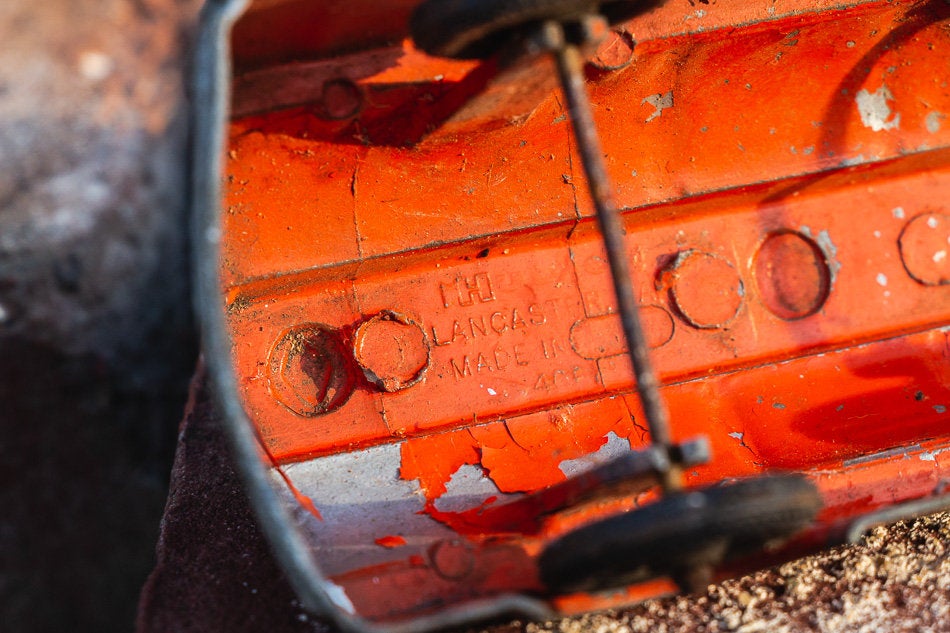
[221, 0, 950, 624]
[374, 535, 408, 548]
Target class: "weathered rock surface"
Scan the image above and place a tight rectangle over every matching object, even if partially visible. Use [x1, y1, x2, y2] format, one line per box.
[0, 2, 200, 631]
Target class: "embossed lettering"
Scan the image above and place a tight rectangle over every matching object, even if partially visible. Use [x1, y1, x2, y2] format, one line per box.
[528, 303, 546, 326]
[430, 325, 451, 347]
[510, 308, 527, 330]
[534, 366, 583, 391]
[535, 372, 553, 391]
[490, 312, 507, 334]
[450, 357, 472, 380]
[439, 282, 453, 309]
[541, 338, 564, 360]
[451, 320, 468, 343]
[431, 303, 551, 349]
[512, 343, 530, 367]
[469, 315, 488, 337]
[449, 342, 534, 382]
[493, 347, 510, 371]
[440, 273, 496, 308]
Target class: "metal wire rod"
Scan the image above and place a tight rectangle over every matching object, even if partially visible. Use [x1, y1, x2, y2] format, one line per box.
[542, 20, 680, 492]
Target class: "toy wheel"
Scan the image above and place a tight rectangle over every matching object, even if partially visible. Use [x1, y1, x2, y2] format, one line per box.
[410, 0, 666, 59]
[538, 474, 822, 594]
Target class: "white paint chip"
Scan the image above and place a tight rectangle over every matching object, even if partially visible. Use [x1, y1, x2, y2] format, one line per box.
[559, 432, 632, 477]
[486, 387, 497, 396]
[920, 446, 950, 461]
[642, 91, 674, 123]
[876, 273, 888, 287]
[892, 207, 905, 219]
[926, 111, 945, 134]
[855, 86, 901, 132]
[433, 464, 513, 513]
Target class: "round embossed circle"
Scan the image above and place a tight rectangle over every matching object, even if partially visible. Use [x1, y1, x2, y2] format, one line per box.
[354, 310, 430, 392]
[669, 251, 744, 329]
[899, 213, 950, 286]
[754, 231, 831, 320]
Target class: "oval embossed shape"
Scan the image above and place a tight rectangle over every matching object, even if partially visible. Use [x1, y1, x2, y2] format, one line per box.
[754, 231, 831, 320]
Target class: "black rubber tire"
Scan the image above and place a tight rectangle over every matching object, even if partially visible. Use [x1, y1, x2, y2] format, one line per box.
[538, 475, 822, 594]
[410, 0, 667, 59]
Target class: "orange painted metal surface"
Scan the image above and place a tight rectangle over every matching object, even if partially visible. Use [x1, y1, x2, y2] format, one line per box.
[221, 0, 950, 623]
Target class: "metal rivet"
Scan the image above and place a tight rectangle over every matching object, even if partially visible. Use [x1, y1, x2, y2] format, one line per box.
[428, 539, 475, 581]
[754, 231, 831, 320]
[667, 251, 744, 329]
[353, 310, 430, 392]
[899, 213, 950, 286]
[320, 78, 363, 120]
[268, 324, 354, 417]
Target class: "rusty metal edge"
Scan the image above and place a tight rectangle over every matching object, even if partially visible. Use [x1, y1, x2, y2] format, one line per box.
[846, 494, 950, 545]
[189, 1, 554, 631]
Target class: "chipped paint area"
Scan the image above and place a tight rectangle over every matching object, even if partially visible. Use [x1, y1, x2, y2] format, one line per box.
[856, 86, 900, 132]
[800, 226, 842, 284]
[275, 443, 457, 574]
[921, 447, 950, 462]
[433, 463, 516, 513]
[558, 432, 632, 477]
[842, 444, 921, 467]
[400, 402, 646, 501]
[926, 111, 945, 134]
[642, 91, 673, 123]
[374, 535, 407, 548]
